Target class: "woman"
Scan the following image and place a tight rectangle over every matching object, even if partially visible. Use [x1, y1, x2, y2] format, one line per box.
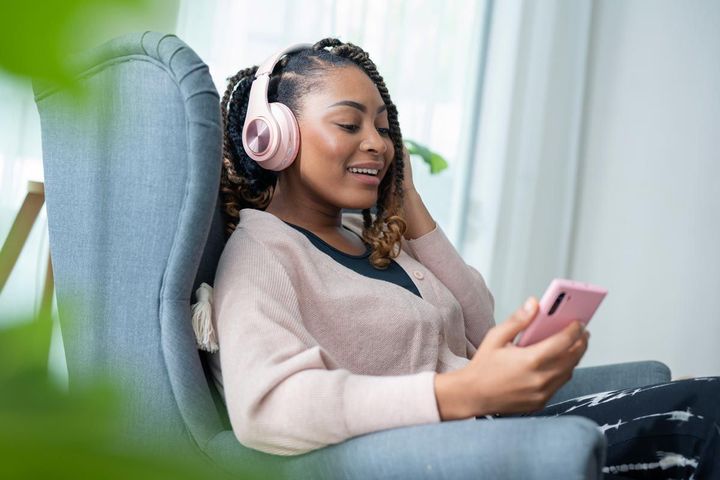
[202, 38, 718, 477]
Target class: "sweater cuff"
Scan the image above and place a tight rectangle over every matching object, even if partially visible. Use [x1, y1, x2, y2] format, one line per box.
[343, 371, 440, 438]
[405, 222, 439, 242]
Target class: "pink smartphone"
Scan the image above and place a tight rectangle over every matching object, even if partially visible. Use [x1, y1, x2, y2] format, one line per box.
[514, 278, 607, 347]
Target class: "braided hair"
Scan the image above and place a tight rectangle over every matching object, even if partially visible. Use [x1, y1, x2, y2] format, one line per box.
[220, 38, 407, 269]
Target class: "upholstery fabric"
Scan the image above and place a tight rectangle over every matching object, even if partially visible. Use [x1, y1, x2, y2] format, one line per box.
[548, 360, 672, 405]
[34, 31, 224, 451]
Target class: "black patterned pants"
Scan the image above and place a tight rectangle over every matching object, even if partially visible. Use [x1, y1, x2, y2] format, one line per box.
[521, 377, 720, 479]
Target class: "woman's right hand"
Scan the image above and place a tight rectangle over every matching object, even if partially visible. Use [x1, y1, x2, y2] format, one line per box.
[434, 297, 589, 420]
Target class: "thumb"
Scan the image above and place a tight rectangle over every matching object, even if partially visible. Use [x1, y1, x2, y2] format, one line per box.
[485, 297, 538, 348]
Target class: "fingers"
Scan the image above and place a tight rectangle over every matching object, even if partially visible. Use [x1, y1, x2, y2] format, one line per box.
[483, 297, 538, 349]
[528, 320, 585, 360]
[568, 330, 590, 357]
[544, 367, 575, 400]
[543, 331, 587, 370]
[547, 333, 589, 394]
[401, 148, 415, 195]
[540, 333, 589, 399]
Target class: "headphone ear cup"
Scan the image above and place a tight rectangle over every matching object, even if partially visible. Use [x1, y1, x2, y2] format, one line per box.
[263, 102, 300, 171]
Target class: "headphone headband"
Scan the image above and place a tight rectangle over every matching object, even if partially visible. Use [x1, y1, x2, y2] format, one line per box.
[256, 43, 313, 77]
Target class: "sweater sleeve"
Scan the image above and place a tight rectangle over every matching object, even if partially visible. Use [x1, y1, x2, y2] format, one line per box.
[213, 234, 441, 456]
[404, 224, 496, 352]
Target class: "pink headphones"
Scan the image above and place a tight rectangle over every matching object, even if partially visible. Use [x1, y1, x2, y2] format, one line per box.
[242, 43, 313, 171]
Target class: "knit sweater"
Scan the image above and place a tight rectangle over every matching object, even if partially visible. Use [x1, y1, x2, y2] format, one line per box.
[209, 208, 495, 456]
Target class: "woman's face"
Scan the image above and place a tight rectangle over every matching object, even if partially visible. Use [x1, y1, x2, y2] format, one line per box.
[286, 65, 395, 211]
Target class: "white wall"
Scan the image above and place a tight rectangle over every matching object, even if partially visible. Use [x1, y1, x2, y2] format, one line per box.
[570, 0, 720, 377]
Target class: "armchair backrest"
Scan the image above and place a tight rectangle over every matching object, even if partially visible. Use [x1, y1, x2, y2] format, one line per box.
[34, 31, 226, 453]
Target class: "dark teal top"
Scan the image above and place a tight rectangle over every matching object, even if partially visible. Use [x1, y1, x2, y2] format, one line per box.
[284, 222, 422, 299]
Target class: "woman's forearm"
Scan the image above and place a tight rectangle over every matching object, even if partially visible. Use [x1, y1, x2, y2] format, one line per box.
[402, 189, 437, 240]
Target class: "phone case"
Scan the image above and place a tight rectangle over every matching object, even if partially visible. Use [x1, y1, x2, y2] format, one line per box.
[515, 278, 607, 347]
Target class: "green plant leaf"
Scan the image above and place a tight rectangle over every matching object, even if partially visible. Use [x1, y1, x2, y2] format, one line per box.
[404, 139, 448, 174]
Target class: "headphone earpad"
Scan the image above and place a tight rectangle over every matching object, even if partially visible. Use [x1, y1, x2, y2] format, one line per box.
[263, 102, 300, 171]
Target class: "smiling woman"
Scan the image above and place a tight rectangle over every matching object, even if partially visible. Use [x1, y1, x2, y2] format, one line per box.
[204, 38, 499, 456]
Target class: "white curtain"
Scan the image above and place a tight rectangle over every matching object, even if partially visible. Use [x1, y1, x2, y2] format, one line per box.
[462, 0, 593, 322]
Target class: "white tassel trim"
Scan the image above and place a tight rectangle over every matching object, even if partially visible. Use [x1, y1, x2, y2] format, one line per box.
[191, 282, 218, 352]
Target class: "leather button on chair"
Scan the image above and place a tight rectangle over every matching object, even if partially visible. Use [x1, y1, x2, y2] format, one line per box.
[412, 270, 424, 280]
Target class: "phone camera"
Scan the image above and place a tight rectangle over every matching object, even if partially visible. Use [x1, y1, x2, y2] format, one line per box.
[548, 292, 566, 315]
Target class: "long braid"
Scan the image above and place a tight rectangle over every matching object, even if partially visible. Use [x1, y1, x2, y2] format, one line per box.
[220, 67, 254, 188]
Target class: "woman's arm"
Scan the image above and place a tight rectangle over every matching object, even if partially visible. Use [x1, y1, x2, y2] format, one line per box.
[402, 189, 437, 241]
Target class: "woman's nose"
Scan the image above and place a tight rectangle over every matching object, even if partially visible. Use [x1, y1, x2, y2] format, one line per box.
[360, 128, 388, 155]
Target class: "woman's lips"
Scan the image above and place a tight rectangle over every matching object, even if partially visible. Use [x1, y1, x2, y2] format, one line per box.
[347, 171, 381, 186]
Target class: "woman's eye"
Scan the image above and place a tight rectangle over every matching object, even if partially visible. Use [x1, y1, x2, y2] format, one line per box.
[338, 124, 360, 132]
[377, 127, 391, 137]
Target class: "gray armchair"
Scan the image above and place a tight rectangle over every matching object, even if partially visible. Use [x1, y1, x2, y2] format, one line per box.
[34, 31, 671, 479]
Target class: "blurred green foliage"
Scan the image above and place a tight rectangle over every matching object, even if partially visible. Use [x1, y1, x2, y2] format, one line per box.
[0, 308, 266, 479]
[0, 0, 177, 86]
[404, 139, 449, 174]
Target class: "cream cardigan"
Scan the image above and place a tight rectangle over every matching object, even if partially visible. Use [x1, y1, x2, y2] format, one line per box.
[209, 208, 495, 456]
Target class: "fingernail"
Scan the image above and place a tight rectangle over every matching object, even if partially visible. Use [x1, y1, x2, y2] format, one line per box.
[523, 298, 534, 313]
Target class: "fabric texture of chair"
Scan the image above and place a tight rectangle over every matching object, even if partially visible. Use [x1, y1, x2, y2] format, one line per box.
[34, 31, 672, 479]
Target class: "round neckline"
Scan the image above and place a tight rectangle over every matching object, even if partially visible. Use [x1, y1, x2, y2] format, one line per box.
[282, 221, 371, 259]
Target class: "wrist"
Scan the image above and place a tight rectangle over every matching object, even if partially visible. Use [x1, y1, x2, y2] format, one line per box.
[434, 370, 473, 421]
[403, 187, 422, 208]
[404, 185, 418, 197]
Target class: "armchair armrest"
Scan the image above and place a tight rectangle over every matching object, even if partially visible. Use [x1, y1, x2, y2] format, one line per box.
[207, 415, 606, 479]
[549, 361, 671, 405]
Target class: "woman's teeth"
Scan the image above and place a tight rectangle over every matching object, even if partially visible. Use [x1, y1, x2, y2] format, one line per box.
[348, 167, 379, 176]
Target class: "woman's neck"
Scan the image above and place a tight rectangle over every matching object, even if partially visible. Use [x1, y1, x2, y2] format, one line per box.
[265, 186, 342, 235]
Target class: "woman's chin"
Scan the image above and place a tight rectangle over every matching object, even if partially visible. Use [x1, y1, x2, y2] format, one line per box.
[342, 197, 377, 211]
